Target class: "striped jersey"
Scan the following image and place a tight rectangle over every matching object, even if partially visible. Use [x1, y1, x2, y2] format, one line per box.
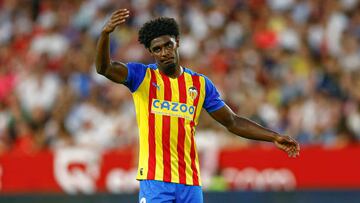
[124, 63, 225, 186]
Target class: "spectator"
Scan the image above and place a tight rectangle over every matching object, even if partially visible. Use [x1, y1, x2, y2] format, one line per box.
[0, 0, 360, 155]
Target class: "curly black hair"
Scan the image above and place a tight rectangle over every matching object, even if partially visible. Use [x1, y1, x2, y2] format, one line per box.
[138, 17, 180, 49]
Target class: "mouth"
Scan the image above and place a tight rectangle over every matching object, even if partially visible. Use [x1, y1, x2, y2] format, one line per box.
[161, 58, 174, 64]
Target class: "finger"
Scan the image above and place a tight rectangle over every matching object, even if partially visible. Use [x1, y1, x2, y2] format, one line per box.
[111, 14, 130, 21]
[276, 142, 296, 156]
[112, 11, 130, 18]
[110, 19, 126, 26]
[111, 15, 130, 22]
[288, 151, 294, 158]
[288, 143, 297, 152]
[110, 11, 129, 20]
[286, 148, 293, 156]
[290, 146, 297, 154]
[289, 149, 296, 157]
[284, 145, 291, 152]
[288, 147, 297, 157]
[292, 149, 298, 156]
[292, 144, 299, 154]
[112, 9, 130, 16]
[279, 145, 287, 151]
[112, 19, 126, 26]
[110, 18, 127, 26]
[291, 148, 299, 157]
[112, 8, 129, 15]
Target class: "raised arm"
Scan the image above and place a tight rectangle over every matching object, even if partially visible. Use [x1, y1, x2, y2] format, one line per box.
[95, 9, 130, 83]
[209, 104, 300, 157]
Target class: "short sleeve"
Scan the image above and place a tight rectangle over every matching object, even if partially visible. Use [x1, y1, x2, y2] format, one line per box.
[124, 62, 148, 92]
[203, 76, 225, 112]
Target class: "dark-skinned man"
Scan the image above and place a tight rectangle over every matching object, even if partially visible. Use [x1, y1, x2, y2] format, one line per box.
[95, 8, 300, 203]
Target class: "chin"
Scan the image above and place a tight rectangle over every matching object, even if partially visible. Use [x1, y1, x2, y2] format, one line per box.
[166, 63, 176, 69]
[163, 63, 177, 75]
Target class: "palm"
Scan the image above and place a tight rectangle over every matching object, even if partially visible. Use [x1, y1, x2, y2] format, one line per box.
[103, 9, 130, 33]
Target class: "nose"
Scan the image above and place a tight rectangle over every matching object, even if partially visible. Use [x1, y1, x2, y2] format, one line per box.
[160, 48, 167, 57]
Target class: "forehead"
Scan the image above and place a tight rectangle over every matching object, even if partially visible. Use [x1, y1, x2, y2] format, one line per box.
[150, 35, 176, 48]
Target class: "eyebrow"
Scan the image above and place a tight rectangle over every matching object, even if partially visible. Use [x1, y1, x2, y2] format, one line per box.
[151, 40, 173, 50]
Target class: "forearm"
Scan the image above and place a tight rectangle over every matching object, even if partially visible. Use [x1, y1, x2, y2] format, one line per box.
[227, 115, 279, 142]
[95, 31, 111, 74]
[210, 105, 299, 157]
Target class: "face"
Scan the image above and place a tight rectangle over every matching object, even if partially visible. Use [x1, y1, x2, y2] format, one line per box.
[149, 35, 179, 75]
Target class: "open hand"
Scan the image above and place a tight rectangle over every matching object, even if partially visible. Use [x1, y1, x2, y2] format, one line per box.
[274, 135, 300, 158]
[103, 9, 130, 34]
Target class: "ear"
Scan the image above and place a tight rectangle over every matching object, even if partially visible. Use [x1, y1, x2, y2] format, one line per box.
[175, 36, 180, 48]
[147, 48, 153, 55]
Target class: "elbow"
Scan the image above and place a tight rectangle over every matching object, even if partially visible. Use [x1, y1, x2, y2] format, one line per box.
[224, 117, 237, 133]
[226, 116, 247, 136]
[95, 54, 109, 75]
[226, 123, 237, 134]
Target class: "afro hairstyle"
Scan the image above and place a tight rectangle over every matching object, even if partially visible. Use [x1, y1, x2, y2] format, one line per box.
[138, 17, 180, 49]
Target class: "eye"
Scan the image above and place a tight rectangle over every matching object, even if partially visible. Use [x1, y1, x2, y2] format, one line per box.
[166, 42, 174, 48]
[152, 47, 161, 53]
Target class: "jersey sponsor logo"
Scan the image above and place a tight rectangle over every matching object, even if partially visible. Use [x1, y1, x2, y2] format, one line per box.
[151, 99, 195, 120]
[188, 86, 198, 100]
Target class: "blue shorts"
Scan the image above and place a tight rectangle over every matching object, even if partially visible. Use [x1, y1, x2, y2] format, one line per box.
[139, 180, 203, 203]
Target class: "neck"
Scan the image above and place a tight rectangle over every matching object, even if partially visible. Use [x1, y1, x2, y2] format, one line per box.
[159, 64, 183, 78]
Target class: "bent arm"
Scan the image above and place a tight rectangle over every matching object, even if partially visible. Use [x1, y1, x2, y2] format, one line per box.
[95, 31, 128, 83]
[95, 9, 130, 83]
[209, 105, 278, 142]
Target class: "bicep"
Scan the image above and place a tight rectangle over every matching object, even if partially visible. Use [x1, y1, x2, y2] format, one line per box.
[208, 104, 236, 128]
[102, 61, 128, 83]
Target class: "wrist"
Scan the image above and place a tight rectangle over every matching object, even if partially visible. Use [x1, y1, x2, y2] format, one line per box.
[271, 133, 282, 143]
[101, 29, 111, 35]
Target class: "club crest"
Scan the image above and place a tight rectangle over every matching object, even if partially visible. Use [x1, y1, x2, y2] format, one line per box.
[188, 86, 198, 100]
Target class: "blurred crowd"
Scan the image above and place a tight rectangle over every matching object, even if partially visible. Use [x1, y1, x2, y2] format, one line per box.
[0, 0, 360, 155]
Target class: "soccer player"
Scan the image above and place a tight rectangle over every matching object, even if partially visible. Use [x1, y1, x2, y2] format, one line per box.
[96, 8, 300, 203]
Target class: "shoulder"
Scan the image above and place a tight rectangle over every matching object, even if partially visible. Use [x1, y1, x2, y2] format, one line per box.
[126, 62, 158, 77]
[183, 67, 202, 76]
[183, 67, 209, 81]
[183, 67, 212, 85]
[124, 62, 158, 92]
[127, 62, 157, 70]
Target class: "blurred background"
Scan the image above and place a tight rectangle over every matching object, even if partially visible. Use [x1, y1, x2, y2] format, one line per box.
[1, 0, 360, 202]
